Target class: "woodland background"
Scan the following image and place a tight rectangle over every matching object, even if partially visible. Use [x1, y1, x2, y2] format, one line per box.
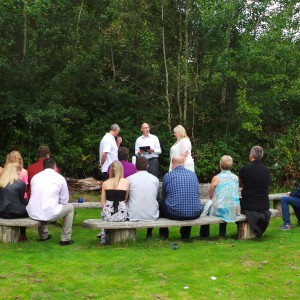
[0, 0, 299, 187]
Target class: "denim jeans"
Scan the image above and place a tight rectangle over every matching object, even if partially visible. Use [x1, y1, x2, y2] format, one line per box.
[281, 196, 300, 225]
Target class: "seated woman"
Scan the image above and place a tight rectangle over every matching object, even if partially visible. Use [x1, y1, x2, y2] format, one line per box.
[0, 163, 28, 241]
[5, 151, 28, 202]
[98, 160, 129, 244]
[200, 155, 240, 238]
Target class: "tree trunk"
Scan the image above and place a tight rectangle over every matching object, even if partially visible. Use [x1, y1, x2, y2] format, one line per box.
[183, 0, 190, 125]
[162, 2, 171, 133]
[22, 0, 27, 62]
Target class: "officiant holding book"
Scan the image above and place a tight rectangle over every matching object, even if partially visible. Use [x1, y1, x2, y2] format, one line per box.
[135, 123, 162, 179]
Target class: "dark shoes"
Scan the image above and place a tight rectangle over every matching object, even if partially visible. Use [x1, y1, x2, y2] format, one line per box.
[39, 234, 52, 242]
[60, 240, 75, 246]
[146, 228, 153, 239]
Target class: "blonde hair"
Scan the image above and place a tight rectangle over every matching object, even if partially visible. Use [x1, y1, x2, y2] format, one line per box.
[174, 125, 189, 140]
[108, 160, 124, 188]
[220, 155, 233, 170]
[5, 151, 24, 168]
[0, 163, 22, 188]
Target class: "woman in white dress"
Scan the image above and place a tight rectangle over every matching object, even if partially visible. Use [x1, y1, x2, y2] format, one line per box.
[169, 125, 194, 172]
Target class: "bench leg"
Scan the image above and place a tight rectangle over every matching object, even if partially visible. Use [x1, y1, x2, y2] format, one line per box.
[237, 221, 256, 239]
[0, 226, 19, 243]
[109, 229, 136, 243]
[272, 200, 282, 217]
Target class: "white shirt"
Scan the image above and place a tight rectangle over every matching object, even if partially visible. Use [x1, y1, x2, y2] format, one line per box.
[99, 132, 118, 172]
[26, 168, 69, 221]
[127, 171, 159, 221]
[135, 133, 162, 159]
[169, 138, 194, 172]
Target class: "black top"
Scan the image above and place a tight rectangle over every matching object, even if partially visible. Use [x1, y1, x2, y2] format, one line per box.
[239, 160, 271, 211]
[0, 180, 27, 215]
[106, 189, 127, 202]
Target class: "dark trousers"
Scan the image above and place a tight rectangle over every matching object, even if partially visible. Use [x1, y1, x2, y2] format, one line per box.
[0, 212, 28, 235]
[159, 201, 201, 239]
[200, 223, 227, 238]
[148, 158, 160, 179]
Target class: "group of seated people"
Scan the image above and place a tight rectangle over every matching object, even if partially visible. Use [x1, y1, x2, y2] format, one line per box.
[1, 144, 300, 245]
[0, 146, 74, 245]
[99, 144, 300, 243]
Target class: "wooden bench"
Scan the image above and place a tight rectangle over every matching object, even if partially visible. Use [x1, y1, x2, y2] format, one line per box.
[83, 208, 279, 243]
[73, 193, 285, 216]
[0, 218, 41, 244]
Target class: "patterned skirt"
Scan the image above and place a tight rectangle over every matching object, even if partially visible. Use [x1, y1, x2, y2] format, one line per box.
[102, 200, 128, 222]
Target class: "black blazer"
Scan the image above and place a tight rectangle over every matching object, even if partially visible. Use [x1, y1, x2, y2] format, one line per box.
[0, 180, 27, 215]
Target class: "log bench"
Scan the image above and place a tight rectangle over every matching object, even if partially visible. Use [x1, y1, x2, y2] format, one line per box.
[0, 218, 41, 244]
[82, 208, 279, 243]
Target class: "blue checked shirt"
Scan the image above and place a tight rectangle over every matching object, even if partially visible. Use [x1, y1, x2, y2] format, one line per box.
[163, 166, 201, 217]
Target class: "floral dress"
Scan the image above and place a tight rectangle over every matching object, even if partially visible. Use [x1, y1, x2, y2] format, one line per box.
[210, 171, 240, 222]
[100, 189, 128, 243]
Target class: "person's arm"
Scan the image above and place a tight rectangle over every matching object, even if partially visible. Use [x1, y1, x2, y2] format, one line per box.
[135, 138, 143, 156]
[124, 180, 130, 203]
[100, 152, 107, 169]
[59, 179, 69, 204]
[101, 182, 107, 207]
[153, 136, 162, 155]
[209, 175, 219, 199]
[178, 138, 190, 158]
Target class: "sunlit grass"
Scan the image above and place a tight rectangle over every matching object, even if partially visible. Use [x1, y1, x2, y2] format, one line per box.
[1, 206, 300, 299]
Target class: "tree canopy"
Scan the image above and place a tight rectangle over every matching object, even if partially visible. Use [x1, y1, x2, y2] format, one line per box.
[1, 0, 299, 186]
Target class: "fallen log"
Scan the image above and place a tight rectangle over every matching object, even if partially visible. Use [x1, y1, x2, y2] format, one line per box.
[66, 177, 103, 192]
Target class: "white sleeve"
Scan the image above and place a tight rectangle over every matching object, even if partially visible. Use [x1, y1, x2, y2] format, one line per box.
[179, 138, 191, 154]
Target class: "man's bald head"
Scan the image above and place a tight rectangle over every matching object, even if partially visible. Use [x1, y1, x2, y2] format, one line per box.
[171, 156, 185, 169]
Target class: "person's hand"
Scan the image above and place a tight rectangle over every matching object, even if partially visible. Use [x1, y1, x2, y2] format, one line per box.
[138, 150, 144, 155]
[148, 148, 154, 154]
[116, 136, 122, 144]
[286, 192, 291, 196]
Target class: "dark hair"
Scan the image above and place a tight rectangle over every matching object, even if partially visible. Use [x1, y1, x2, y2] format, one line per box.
[43, 158, 56, 170]
[37, 145, 50, 158]
[135, 156, 148, 171]
[118, 147, 129, 161]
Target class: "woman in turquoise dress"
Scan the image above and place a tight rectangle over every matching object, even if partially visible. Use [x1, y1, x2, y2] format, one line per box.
[200, 155, 240, 237]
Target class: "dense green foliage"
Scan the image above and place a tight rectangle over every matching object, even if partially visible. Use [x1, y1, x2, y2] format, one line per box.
[0, 1, 299, 186]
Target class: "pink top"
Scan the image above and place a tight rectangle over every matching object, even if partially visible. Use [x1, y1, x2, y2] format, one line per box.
[21, 168, 28, 199]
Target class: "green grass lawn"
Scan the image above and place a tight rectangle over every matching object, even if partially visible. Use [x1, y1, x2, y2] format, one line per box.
[1, 208, 299, 300]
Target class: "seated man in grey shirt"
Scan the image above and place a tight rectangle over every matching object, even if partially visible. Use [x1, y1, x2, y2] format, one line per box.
[127, 156, 159, 238]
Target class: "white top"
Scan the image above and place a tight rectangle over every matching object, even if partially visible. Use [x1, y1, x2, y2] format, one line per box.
[99, 132, 118, 172]
[135, 133, 162, 159]
[26, 169, 69, 221]
[127, 171, 159, 221]
[169, 137, 194, 172]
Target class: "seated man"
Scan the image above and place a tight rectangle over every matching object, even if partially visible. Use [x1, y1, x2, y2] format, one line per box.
[27, 145, 60, 197]
[26, 158, 74, 246]
[159, 156, 201, 239]
[108, 147, 137, 178]
[127, 156, 159, 238]
[279, 185, 300, 230]
[239, 146, 271, 238]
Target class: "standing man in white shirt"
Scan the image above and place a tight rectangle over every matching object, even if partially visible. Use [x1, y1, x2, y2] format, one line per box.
[135, 123, 162, 178]
[99, 124, 122, 180]
[26, 158, 75, 246]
